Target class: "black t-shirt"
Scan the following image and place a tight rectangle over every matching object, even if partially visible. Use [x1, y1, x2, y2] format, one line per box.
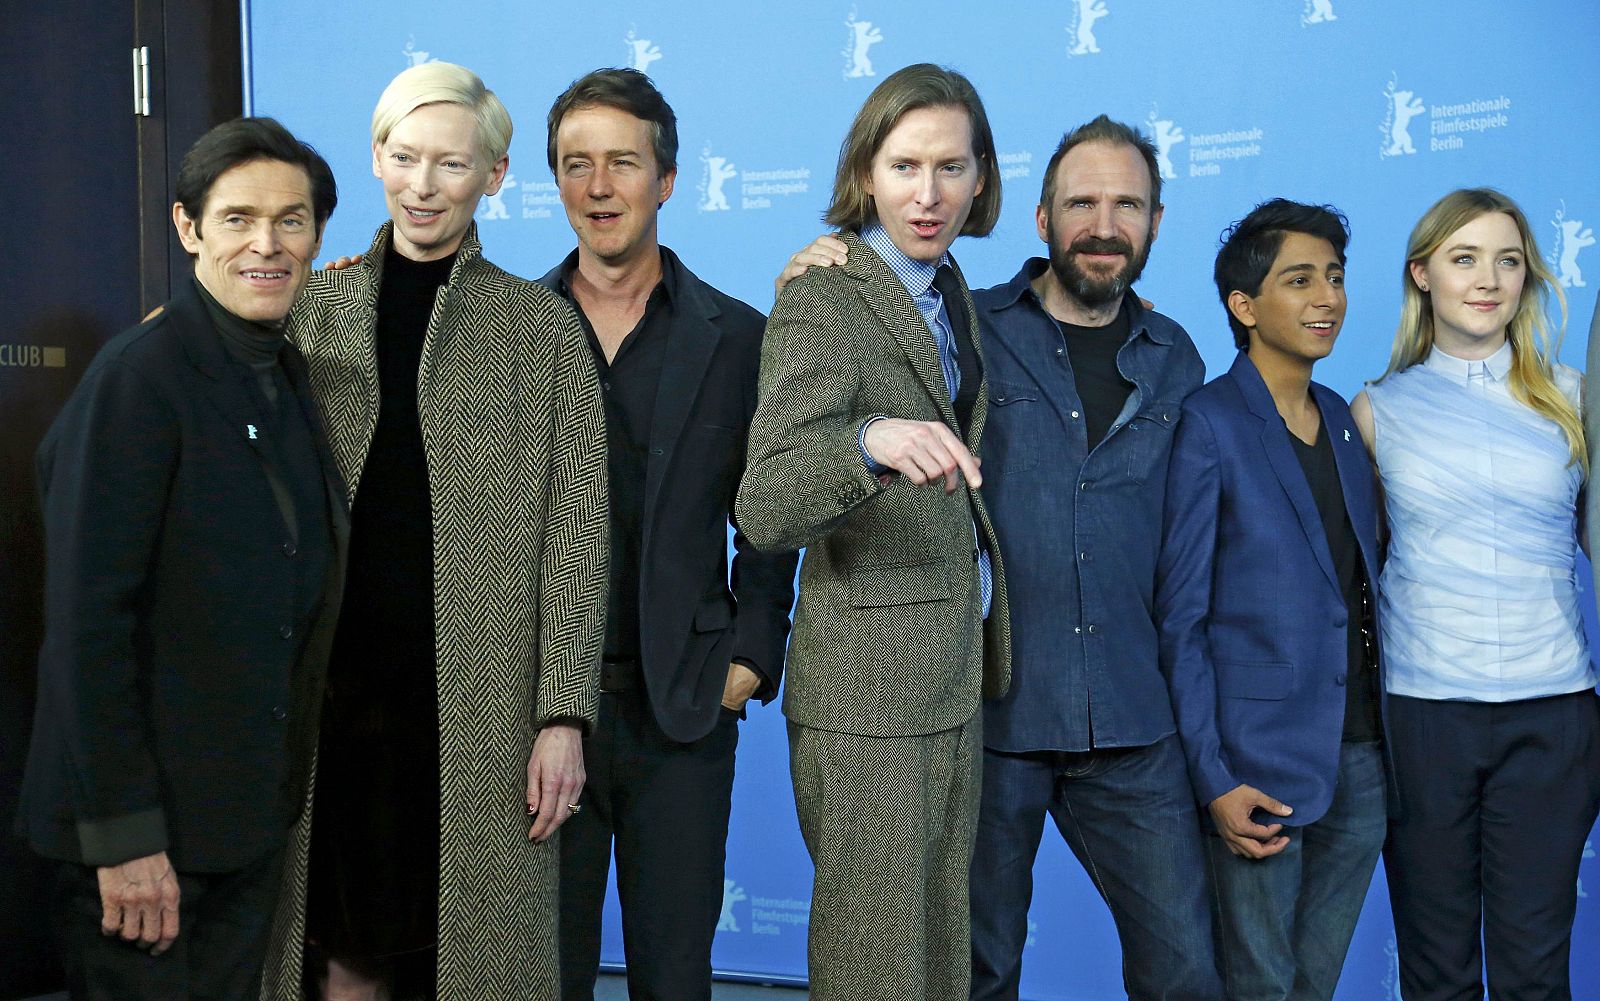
[1289, 423, 1382, 743]
[1055, 299, 1135, 452]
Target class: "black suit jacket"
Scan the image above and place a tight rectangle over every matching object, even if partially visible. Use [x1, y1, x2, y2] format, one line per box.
[17, 281, 348, 873]
[540, 248, 797, 743]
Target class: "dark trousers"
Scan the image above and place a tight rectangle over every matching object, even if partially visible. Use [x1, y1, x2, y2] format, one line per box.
[51, 847, 284, 1001]
[1207, 741, 1388, 1001]
[1384, 691, 1600, 1001]
[968, 735, 1222, 1001]
[559, 689, 738, 1001]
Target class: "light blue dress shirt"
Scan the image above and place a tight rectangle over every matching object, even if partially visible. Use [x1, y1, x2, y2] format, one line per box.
[1368, 342, 1595, 702]
[858, 224, 992, 617]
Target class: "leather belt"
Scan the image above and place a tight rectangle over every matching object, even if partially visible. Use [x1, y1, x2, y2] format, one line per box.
[599, 658, 641, 693]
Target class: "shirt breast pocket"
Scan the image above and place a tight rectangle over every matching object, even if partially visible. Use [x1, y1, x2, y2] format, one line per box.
[987, 383, 1045, 474]
[1123, 404, 1179, 482]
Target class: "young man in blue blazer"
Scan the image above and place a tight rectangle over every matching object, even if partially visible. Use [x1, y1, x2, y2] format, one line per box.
[1156, 200, 1388, 1001]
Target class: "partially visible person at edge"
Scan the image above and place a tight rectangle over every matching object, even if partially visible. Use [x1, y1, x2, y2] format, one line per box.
[775, 115, 1221, 1001]
[1159, 200, 1391, 1001]
[736, 63, 1010, 1001]
[535, 68, 798, 1001]
[18, 117, 345, 1001]
[258, 61, 608, 1001]
[1352, 187, 1600, 1001]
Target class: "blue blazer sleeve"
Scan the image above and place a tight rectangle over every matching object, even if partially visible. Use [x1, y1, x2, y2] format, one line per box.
[1155, 402, 1237, 808]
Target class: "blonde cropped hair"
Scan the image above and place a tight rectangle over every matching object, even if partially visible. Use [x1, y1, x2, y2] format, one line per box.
[371, 61, 513, 164]
[1382, 187, 1583, 469]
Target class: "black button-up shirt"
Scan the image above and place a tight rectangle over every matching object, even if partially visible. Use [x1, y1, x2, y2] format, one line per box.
[555, 252, 677, 665]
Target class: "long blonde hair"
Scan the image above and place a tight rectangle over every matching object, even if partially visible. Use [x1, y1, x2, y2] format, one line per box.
[1382, 187, 1583, 469]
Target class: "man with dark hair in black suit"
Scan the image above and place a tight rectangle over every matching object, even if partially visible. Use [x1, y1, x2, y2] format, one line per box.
[540, 68, 797, 1001]
[17, 116, 347, 1001]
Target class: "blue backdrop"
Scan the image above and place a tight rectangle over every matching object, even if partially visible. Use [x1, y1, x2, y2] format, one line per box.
[246, 2, 1600, 996]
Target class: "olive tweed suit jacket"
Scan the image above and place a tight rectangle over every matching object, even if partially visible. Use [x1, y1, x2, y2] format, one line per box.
[736, 231, 1010, 737]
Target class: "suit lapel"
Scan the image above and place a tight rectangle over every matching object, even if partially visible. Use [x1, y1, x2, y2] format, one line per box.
[286, 222, 389, 502]
[282, 342, 351, 551]
[643, 252, 723, 521]
[1316, 383, 1380, 580]
[947, 259, 988, 449]
[1229, 353, 1340, 596]
[842, 232, 959, 430]
[172, 284, 295, 537]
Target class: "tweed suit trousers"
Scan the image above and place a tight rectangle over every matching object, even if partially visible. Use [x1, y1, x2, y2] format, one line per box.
[789, 714, 981, 1001]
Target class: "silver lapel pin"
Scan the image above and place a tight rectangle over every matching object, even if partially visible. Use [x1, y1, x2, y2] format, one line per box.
[247, 424, 259, 440]
[1343, 429, 1351, 442]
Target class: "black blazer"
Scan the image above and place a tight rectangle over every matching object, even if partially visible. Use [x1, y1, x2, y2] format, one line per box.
[17, 281, 348, 873]
[540, 248, 796, 743]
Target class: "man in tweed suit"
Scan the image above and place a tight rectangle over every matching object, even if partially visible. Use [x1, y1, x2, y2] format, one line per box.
[777, 116, 1220, 1000]
[737, 63, 1010, 1001]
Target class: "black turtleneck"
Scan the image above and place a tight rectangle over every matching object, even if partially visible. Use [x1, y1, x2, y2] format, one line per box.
[328, 244, 454, 704]
[311, 243, 455, 958]
[194, 277, 287, 406]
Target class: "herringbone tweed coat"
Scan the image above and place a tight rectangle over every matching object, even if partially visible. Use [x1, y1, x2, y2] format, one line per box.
[736, 230, 1011, 737]
[260, 223, 608, 999]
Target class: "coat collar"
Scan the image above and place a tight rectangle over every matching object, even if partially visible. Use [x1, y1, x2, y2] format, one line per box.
[644, 248, 725, 518]
[1226, 351, 1350, 596]
[982, 258, 1172, 346]
[536, 245, 729, 520]
[170, 279, 272, 463]
[313, 221, 488, 311]
[171, 277, 246, 381]
[840, 229, 964, 429]
[169, 278, 301, 540]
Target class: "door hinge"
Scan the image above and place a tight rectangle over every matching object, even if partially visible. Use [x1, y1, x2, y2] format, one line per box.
[132, 46, 151, 117]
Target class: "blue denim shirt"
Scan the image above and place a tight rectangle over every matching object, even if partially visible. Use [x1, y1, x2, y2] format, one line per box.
[976, 259, 1204, 752]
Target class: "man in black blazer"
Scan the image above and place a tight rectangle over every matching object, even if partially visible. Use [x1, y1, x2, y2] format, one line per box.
[539, 69, 797, 1000]
[16, 118, 347, 1000]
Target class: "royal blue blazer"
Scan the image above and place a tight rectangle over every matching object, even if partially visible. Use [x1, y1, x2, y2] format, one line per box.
[1156, 352, 1384, 826]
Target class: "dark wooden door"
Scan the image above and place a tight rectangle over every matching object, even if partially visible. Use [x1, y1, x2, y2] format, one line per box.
[0, 2, 239, 995]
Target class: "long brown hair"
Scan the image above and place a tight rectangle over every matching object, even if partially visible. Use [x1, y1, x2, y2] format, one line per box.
[1381, 187, 1583, 469]
[823, 63, 1001, 236]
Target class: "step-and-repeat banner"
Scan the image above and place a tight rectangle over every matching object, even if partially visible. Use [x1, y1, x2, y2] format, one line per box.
[247, 3, 1600, 997]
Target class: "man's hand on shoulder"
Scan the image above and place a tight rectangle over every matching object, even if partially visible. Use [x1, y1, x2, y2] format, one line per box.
[864, 418, 982, 494]
[321, 253, 364, 271]
[97, 850, 180, 954]
[774, 234, 849, 296]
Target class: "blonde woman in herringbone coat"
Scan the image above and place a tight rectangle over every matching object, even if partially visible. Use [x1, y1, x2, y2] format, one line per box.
[259, 62, 608, 1001]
